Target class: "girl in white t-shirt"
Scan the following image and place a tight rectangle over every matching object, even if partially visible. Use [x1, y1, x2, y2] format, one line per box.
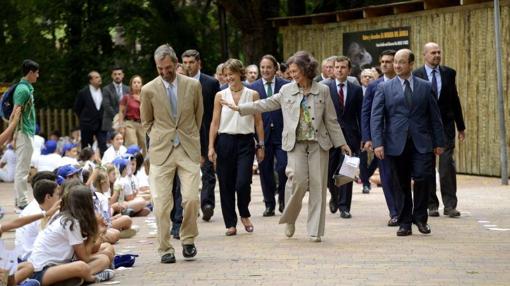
[93, 169, 136, 238]
[28, 185, 114, 285]
[102, 132, 127, 164]
[0, 200, 60, 285]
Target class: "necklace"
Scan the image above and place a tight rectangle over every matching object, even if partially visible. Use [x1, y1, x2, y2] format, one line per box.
[229, 85, 243, 93]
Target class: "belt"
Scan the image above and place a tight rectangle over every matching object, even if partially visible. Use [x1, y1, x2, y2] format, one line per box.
[126, 118, 141, 123]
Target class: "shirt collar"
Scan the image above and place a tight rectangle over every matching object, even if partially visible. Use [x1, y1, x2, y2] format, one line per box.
[335, 79, 348, 86]
[287, 80, 320, 96]
[19, 79, 33, 90]
[89, 85, 100, 92]
[262, 77, 275, 85]
[424, 64, 439, 75]
[192, 71, 201, 81]
[383, 75, 393, 82]
[397, 74, 413, 87]
[161, 76, 178, 89]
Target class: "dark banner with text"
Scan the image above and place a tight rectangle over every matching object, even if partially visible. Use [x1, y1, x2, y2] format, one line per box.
[343, 27, 410, 76]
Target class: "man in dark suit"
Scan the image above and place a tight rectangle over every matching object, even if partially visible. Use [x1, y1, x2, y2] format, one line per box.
[413, 42, 465, 218]
[371, 49, 445, 236]
[361, 50, 400, 226]
[314, 57, 335, 82]
[181, 49, 220, 222]
[102, 67, 129, 134]
[249, 54, 290, 216]
[74, 71, 108, 155]
[324, 56, 363, 219]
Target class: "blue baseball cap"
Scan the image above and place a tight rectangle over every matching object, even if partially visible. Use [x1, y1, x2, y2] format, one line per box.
[126, 145, 140, 155]
[62, 143, 77, 155]
[112, 157, 129, 174]
[57, 164, 82, 178]
[42, 140, 57, 155]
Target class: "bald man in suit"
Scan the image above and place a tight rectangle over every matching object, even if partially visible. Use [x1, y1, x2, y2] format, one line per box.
[141, 44, 203, 264]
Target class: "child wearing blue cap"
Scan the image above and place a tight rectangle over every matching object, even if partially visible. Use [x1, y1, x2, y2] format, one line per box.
[111, 157, 150, 217]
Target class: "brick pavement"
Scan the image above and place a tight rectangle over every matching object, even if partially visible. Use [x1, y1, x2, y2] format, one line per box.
[1, 175, 509, 285]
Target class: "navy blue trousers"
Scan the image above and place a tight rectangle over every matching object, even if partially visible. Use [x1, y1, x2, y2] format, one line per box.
[258, 131, 287, 209]
[216, 133, 255, 228]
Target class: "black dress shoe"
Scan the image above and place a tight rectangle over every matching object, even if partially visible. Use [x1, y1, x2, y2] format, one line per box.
[396, 226, 412, 236]
[202, 204, 214, 222]
[340, 211, 352, 219]
[329, 199, 338, 214]
[444, 208, 461, 217]
[182, 244, 197, 259]
[362, 185, 370, 194]
[415, 222, 431, 234]
[387, 217, 399, 227]
[161, 253, 176, 264]
[428, 208, 440, 217]
[278, 201, 284, 213]
[263, 207, 275, 217]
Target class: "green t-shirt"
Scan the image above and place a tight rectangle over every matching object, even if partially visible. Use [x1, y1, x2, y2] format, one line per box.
[13, 79, 36, 136]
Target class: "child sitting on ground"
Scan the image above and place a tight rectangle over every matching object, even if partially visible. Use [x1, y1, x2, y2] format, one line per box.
[111, 157, 150, 217]
[92, 168, 137, 239]
[28, 185, 115, 285]
[0, 198, 60, 286]
[102, 132, 127, 164]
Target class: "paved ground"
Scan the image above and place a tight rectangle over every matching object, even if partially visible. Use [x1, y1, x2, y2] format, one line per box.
[1, 174, 510, 285]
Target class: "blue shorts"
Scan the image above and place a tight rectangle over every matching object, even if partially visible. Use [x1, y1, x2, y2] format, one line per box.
[31, 266, 49, 284]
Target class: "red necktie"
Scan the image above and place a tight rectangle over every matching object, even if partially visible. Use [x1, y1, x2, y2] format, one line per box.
[338, 83, 345, 109]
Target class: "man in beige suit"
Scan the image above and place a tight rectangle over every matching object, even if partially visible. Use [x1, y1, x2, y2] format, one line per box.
[140, 44, 203, 263]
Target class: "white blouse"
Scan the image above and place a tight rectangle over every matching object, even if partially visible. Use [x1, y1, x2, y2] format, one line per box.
[218, 87, 255, 135]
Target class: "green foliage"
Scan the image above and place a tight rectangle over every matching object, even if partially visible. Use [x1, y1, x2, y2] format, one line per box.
[0, 0, 224, 108]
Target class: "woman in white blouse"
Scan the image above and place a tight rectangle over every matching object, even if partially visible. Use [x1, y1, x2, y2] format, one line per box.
[208, 59, 265, 236]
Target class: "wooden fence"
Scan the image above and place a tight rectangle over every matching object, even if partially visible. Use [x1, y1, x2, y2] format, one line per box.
[37, 109, 80, 137]
[276, 0, 510, 177]
[2, 109, 79, 137]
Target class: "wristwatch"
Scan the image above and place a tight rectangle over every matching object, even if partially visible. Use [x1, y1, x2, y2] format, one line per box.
[256, 142, 265, 149]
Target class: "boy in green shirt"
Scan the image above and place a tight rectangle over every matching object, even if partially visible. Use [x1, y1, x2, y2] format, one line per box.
[13, 59, 39, 209]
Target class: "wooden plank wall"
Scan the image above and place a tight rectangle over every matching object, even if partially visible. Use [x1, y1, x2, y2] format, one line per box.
[279, 1, 510, 177]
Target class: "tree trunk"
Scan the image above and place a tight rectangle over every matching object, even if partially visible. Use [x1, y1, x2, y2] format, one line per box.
[217, 0, 279, 64]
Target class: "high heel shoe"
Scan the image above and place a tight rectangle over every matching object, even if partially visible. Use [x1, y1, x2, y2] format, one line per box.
[225, 227, 237, 236]
[241, 217, 254, 233]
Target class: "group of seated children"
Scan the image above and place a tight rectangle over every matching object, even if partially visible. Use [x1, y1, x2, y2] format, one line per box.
[1, 131, 151, 285]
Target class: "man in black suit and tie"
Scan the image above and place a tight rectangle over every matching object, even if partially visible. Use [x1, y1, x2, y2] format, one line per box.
[414, 42, 465, 218]
[371, 49, 445, 236]
[324, 56, 363, 219]
[181, 49, 220, 222]
[102, 67, 129, 134]
[249, 54, 290, 216]
[74, 71, 108, 155]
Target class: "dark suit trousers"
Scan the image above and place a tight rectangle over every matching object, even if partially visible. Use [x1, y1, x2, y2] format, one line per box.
[388, 138, 435, 228]
[259, 130, 287, 209]
[360, 151, 378, 187]
[378, 158, 399, 218]
[327, 147, 353, 212]
[170, 174, 183, 233]
[215, 134, 255, 228]
[200, 159, 216, 209]
[81, 127, 107, 156]
[429, 139, 458, 210]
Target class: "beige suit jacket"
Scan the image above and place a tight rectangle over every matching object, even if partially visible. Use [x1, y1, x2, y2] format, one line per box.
[140, 74, 203, 165]
[239, 81, 345, 151]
